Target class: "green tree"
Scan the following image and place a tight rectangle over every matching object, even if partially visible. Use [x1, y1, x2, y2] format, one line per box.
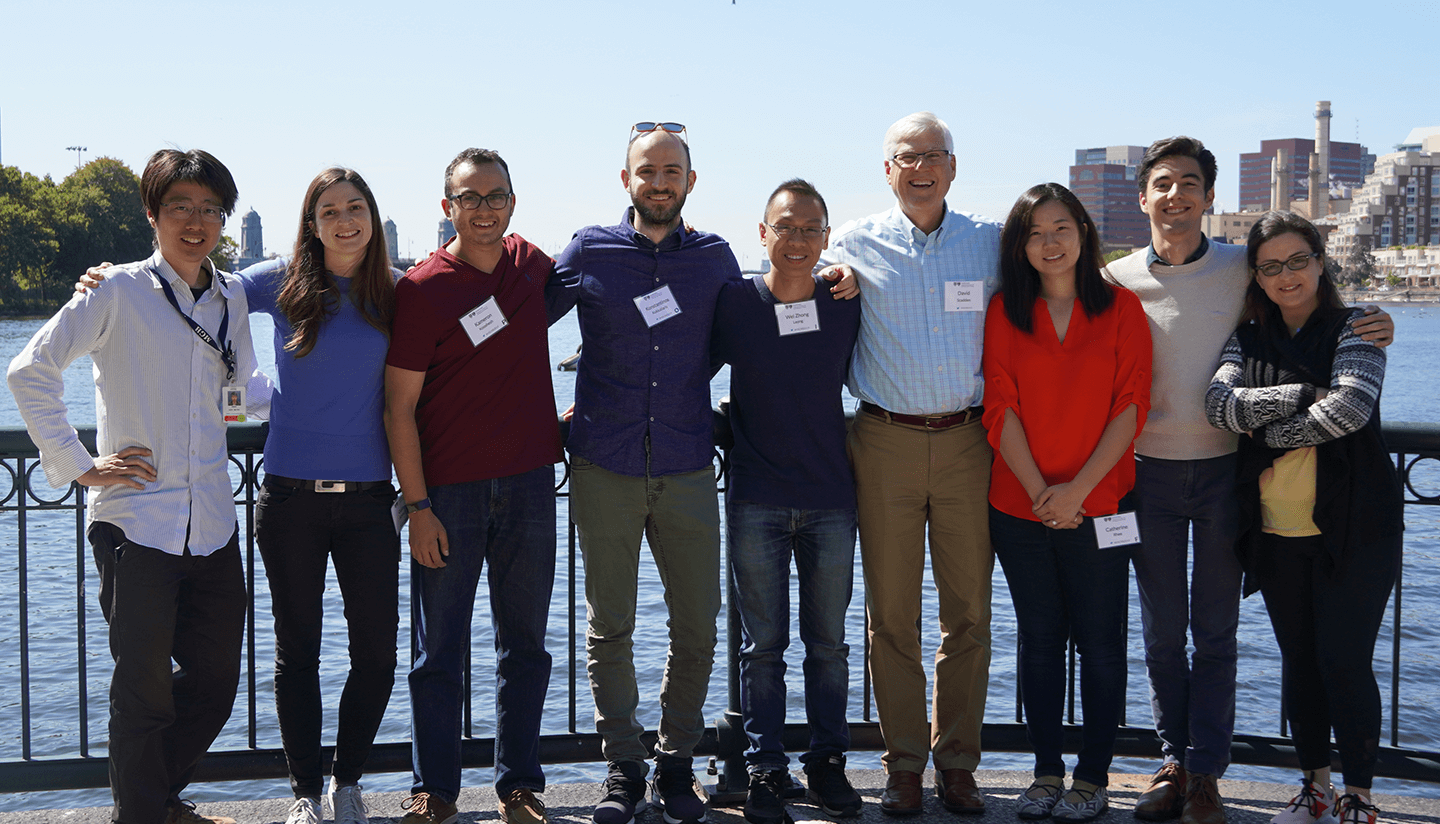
[209, 234, 239, 271]
[1103, 248, 1133, 265]
[53, 157, 152, 281]
[1344, 243, 1379, 287]
[0, 166, 61, 312]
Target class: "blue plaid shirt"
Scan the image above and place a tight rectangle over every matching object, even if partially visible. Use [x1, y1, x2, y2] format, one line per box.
[821, 205, 1001, 415]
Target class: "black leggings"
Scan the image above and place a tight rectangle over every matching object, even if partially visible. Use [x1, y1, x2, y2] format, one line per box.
[1254, 532, 1399, 790]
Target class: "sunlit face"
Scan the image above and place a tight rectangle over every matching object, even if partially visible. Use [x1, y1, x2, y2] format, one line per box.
[1254, 231, 1322, 323]
[885, 126, 955, 219]
[1024, 200, 1083, 283]
[310, 181, 373, 263]
[443, 161, 514, 250]
[1139, 155, 1214, 238]
[622, 131, 695, 228]
[760, 191, 829, 280]
[148, 180, 223, 274]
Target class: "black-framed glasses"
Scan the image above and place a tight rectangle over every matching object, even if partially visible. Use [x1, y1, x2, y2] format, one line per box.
[890, 149, 951, 169]
[1255, 252, 1318, 278]
[631, 121, 687, 142]
[765, 222, 828, 240]
[448, 191, 513, 211]
[162, 202, 226, 224]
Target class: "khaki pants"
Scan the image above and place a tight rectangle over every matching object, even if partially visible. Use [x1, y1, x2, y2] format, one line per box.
[849, 410, 993, 773]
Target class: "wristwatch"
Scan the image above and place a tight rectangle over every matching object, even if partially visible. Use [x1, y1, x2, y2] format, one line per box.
[405, 497, 432, 514]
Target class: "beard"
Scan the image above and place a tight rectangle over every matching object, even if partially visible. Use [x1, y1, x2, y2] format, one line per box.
[632, 189, 686, 228]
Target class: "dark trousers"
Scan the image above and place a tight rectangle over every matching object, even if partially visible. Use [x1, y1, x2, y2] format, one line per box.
[1255, 532, 1399, 790]
[256, 481, 400, 799]
[89, 522, 246, 824]
[991, 507, 1130, 786]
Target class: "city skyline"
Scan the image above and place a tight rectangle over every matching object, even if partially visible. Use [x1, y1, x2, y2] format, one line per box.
[2, 0, 1435, 270]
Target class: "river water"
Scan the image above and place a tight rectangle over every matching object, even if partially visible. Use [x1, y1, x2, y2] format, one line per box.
[0, 304, 1436, 811]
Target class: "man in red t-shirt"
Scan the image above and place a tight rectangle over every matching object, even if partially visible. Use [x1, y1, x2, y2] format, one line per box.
[384, 148, 564, 824]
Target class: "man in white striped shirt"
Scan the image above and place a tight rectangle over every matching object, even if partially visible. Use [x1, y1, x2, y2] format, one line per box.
[7, 149, 270, 824]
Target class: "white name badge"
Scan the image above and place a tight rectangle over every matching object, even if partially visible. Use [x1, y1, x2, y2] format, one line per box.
[222, 385, 246, 423]
[460, 296, 508, 347]
[1094, 511, 1141, 549]
[774, 299, 821, 336]
[634, 284, 682, 327]
[945, 280, 985, 312]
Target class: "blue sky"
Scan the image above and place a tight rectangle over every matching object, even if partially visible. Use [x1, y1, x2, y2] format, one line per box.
[3, 0, 1435, 271]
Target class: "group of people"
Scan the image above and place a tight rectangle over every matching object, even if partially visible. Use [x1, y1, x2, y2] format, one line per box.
[4, 112, 1403, 824]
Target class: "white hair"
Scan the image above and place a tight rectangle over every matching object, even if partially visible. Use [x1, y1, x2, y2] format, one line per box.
[883, 111, 954, 160]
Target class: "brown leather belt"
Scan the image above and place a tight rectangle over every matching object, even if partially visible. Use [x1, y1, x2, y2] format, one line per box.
[861, 401, 984, 430]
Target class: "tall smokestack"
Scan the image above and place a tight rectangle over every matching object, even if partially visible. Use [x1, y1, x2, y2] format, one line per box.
[1272, 148, 1291, 211]
[1312, 100, 1332, 217]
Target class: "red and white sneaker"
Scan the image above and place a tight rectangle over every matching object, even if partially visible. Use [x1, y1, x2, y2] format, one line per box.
[1337, 794, 1381, 824]
[1272, 781, 1336, 824]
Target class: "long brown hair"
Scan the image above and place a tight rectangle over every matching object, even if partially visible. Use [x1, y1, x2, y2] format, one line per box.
[277, 167, 395, 357]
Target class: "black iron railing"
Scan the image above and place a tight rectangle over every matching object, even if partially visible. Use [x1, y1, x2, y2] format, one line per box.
[0, 418, 1437, 794]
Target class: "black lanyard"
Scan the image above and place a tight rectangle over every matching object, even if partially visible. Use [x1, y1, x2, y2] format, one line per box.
[153, 266, 235, 382]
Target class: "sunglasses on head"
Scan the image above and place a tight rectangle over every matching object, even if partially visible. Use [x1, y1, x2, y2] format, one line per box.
[630, 121, 687, 143]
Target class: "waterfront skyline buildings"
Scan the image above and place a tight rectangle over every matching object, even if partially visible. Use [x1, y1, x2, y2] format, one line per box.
[1238, 138, 1373, 213]
[1068, 145, 1149, 250]
[238, 208, 264, 271]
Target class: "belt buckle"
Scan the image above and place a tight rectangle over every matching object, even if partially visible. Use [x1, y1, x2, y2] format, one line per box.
[923, 414, 949, 430]
[315, 480, 348, 493]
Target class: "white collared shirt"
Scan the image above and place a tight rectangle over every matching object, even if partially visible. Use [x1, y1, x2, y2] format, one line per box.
[7, 251, 273, 555]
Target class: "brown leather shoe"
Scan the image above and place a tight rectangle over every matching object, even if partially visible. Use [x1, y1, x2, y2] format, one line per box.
[1134, 762, 1187, 821]
[1180, 773, 1225, 824]
[936, 769, 985, 814]
[881, 770, 923, 816]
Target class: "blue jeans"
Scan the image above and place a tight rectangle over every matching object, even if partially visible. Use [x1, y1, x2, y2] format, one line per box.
[990, 508, 1129, 787]
[726, 499, 856, 771]
[409, 465, 556, 802]
[1128, 454, 1242, 778]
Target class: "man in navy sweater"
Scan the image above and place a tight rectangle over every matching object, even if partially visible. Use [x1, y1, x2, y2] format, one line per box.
[711, 180, 863, 824]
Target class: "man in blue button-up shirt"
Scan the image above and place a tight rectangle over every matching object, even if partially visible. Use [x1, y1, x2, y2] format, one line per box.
[549, 126, 741, 824]
[819, 112, 1001, 816]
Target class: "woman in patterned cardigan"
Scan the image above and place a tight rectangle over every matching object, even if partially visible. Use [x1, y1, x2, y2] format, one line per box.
[1204, 210, 1401, 824]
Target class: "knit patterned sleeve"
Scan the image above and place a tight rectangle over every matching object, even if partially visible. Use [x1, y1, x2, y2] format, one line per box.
[1258, 323, 1385, 449]
[1205, 331, 1314, 434]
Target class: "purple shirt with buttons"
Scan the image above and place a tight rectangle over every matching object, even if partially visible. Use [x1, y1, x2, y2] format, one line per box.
[549, 208, 742, 477]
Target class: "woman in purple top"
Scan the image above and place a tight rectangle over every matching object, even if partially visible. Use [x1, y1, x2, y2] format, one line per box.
[249, 168, 398, 824]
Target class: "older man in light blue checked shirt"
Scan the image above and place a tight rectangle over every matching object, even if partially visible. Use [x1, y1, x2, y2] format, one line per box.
[818, 111, 1000, 818]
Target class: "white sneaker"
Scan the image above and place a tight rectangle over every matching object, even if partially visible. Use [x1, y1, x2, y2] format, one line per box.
[329, 779, 371, 824]
[1273, 782, 1337, 824]
[286, 797, 322, 824]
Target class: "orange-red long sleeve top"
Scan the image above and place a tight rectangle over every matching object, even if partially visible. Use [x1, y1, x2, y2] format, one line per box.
[981, 286, 1152, 521]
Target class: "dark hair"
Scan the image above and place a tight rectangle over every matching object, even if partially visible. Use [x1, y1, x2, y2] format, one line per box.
[1136, 136, 1217, 195]
[1240, 210, 1345, 326]
[764, 178, 828, 223]
[277, 168, 396, 357]
[625, 130, 692, 173]
[998, 182, 1113, 334]
[444, 148, 511, 198]
[141, 148, 238, 218]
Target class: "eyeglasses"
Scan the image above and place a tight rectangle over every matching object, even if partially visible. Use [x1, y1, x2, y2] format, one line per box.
[161, 202, 226, 224]
[890, 149, 951, 169]
[448, 191, 513, 211]
[1255, 252, 1318, 278]
[631, 121, 687, 142]
[765, 222, 828, 240]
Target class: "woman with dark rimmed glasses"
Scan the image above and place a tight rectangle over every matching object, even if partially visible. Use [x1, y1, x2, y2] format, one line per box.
[1205, 210, 1401, 824]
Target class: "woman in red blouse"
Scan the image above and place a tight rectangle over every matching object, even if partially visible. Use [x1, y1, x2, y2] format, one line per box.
[982, 182, 1152, 822]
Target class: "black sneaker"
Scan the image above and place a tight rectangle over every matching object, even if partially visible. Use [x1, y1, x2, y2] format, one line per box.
[803, 755, 862, 818]
[651, 756, 708, 824]
[745, 770, 791, 824]
[594, 761, 649, 824]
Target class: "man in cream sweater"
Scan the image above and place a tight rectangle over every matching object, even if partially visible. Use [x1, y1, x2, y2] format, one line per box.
[1105, 136, 1393, 824]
